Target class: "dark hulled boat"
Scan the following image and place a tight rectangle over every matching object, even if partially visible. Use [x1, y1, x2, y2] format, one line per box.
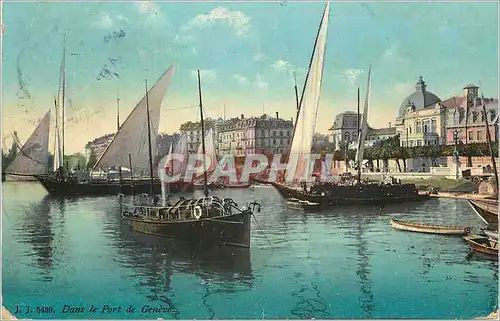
[120, 194, 260, 248]
[34, 173, 191, 196]
[119, 69, 262, 248]
[272, 181, 430, 207]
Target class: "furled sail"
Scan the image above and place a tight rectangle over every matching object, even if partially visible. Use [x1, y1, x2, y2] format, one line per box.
[93, 65, 175, 171]
[286, 2, 330, 182]
[53, 46, 66, 172]
[171, 132, 188, 178]
[6, 110, 51, 175]
[195, 128, 218, 177]
[355, 65, 372, 169]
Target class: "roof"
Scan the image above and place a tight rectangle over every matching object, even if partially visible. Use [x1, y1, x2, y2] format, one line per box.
[397, 76, 441, 118]
[367, 127, 396, 136]
[329, 112, 362, 130]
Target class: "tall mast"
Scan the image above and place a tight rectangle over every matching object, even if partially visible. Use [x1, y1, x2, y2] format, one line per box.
[482, 97, 498, 194]
[117, 90, 120, 131]
[197, 70, 209, 198]
[357, 86, 361, 183]
[293, 71, 300, 112]
[145, 79, 155, 197]
[61, 35, 66, 167]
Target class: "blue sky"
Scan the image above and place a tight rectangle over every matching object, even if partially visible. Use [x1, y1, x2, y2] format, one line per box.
[2, 1, 498, 154]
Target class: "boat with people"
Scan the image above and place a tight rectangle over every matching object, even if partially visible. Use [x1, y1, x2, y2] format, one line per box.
[463, 234, 498, 257]
[265, 3, 428, 208]
[390, 218, 471, 235]
[34, 61, 192, 196]
[119, 69, 262, 248]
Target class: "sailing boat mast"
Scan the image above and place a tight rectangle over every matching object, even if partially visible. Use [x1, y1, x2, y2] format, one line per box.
[117, 90, 120, 131]
[481, 96, 498, 193]
[357, 87, 361, 183]
[293, 71, 300, 112]
[145, 79, 155, 197]
[197, 70, 209, 198]
[61, 35, 67, 168]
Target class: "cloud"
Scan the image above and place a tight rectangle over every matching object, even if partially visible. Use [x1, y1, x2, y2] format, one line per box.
[344, 68, 364, 86]
[93, 12, 114, 28]
[254, 74, 268, 89]
[253, 51, 266, 62]
[191, 69, 217, 83]
[233, 74, 249, 85]
[382, 44, 408, 63]
[136, 1, 163, 25]
[116, 14, 129, 22]
[271, 59, 293, 72]
[187, 7, 251, 36]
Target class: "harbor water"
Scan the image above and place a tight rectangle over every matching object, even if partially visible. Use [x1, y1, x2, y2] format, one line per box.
[2, 181, 498, 319]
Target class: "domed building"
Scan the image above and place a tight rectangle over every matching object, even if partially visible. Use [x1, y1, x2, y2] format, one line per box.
[394, 77, 447, 147]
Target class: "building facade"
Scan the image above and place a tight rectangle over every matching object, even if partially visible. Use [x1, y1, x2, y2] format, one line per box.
[394, 77, 446, 147]
[179, 118, 223, 153]
[85, 133, 115, 161]
[328, 111, 363, 150]
[156, 133, 181, 157]
[217, 112, 293, 157]
[443, 84, 498, 145]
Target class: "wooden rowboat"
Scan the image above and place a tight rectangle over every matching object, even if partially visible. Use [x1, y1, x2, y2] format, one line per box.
[484, 230, 498, 241]
[468, 199, 498, 227]
[390, 219, 471, 235]
[463, 234, 498, 257]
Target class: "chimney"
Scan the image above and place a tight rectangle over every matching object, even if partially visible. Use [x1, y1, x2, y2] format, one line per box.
[241, 114, 244, 120]
[389, 122, 392, 128]
[276, 111, 279, 119]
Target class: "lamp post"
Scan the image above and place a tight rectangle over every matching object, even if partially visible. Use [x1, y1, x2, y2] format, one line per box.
[453, 129, 459, 179]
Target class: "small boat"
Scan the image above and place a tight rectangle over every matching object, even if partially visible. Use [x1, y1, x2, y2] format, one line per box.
[390, 219, 471, 235]
[463, 234, 498, 257]
[468, 199, 498, 227]
[483, 230, 498, 241]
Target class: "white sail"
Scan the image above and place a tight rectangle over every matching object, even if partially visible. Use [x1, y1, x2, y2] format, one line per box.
[287, 2, 330, 181]
[195, 128, 218, 177]
[355, 66, 372, 168]
[6, 110, 51, 175]
[171, 132, 188, 178]
[93, 65, 176, 171]
[53, 46, 66, 172]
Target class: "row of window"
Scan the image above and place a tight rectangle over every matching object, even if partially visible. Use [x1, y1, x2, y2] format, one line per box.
[401, 139, 438, 147]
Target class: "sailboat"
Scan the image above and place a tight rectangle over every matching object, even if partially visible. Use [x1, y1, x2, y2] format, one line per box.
[3, 110, 51, 181]
[269, 2, 428, 208]
[34, 65, 192, 196]
[118, 70, 261, 248]
[467, 93, 499, 229]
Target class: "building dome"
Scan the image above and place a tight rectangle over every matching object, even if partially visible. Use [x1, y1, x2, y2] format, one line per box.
[397, 76, 441, 119]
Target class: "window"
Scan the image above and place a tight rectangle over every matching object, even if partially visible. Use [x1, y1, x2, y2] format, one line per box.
[468, 131, 473, 141]
[279, 131, 283, 136]
[287, 139, 290, 144]
[417, 140, 422, 146]
[423, 123, 428, 133]
[491, 110, 496, 122]
[431, 119, 437, 133]
[416, 121, 422, 133]
[477, 131, 483, 141]
[402, 141, 406, 147]
[472, 112, 478, 123]
[273, 139, 276, 144]
[273, 131, 276, 137]
[287, 131, 291, 136]
[344, 132, 350, 141]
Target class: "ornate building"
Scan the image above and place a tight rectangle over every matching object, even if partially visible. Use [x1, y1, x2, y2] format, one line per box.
[394, 77, 446, 147]
[179, 118, 223, 153]
[85, 133, 115, 161]
[217, 112, 293, 157]
[328, 111, 363, 150]
[443, 84, 498, 145]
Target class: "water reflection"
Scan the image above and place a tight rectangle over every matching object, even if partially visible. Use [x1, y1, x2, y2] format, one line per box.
[97, 201, 253, 318]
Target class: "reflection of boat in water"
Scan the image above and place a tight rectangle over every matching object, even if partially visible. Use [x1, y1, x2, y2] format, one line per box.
[468, 199, 498, 228]
[390, 219, 471, 235]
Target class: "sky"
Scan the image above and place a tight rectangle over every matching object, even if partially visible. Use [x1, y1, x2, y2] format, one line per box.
[2, 1, 498, 154]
